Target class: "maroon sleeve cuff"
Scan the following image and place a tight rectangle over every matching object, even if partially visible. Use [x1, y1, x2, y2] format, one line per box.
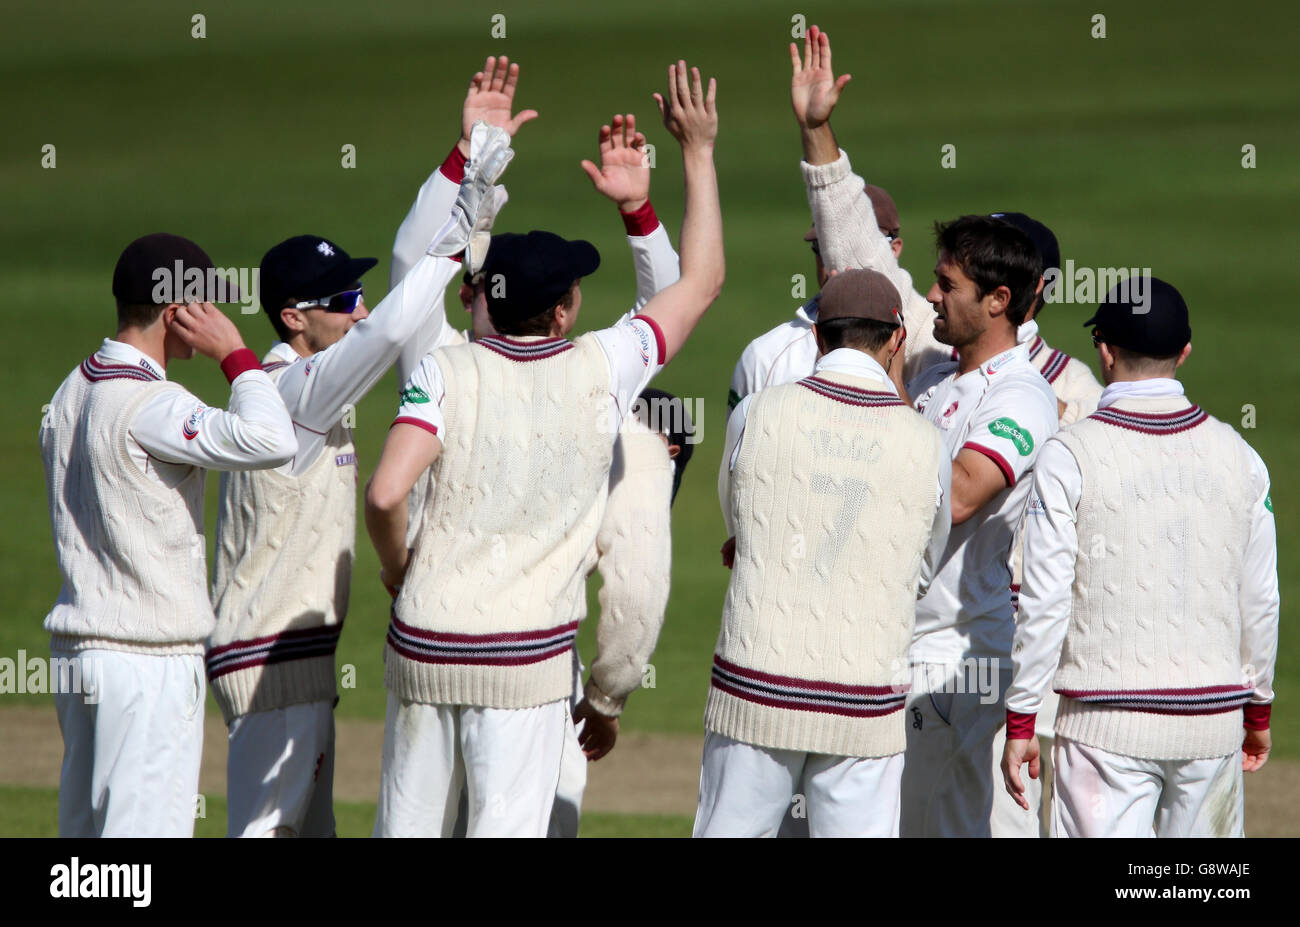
[1006, 711, 1037, 740]
[631, 313, 667, 365]
[963, 441, 1016, 488]
[392, 416, 439, 437]
[439, 145, 468, 184]
[1244, 703, 1271, 731]
[220, 348, 262, 383]
[621, 200, 659, 237]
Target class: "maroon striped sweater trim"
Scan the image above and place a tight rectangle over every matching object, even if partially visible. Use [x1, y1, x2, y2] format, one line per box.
[797, 376, 905, 408]
[386, 613, 577, 667]
[1056, 683, 1255, 716]
[206, 624, 343, 680]
[710, 655, 907, 719]
[476, 336, 574, 362]
[79, 354, 163, 383]
[1089, 404, 1207, 435]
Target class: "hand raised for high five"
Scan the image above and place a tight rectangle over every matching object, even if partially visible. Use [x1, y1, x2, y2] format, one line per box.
[580, 114, 651, 213]
[459, 55, 538, 155]
[653, 61, 717, 150]
[790, 24, 851, 130]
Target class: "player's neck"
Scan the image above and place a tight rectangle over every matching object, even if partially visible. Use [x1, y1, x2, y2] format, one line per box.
[956, 329, 1018, 376]
[115, 327, 169, 373]
[284, 334, 314, 358]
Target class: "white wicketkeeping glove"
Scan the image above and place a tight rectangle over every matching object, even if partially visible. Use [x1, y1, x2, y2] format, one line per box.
[467, 184, 508, 275]
[427, 121, 514, 259]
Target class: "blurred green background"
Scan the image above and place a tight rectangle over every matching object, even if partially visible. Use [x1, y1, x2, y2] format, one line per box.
[2, 0, 1296, 834]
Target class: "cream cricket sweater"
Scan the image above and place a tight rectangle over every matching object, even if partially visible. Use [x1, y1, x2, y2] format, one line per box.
[706, 371, 944, 758]
[1052, 397, 1258, 760]
[208, 365, 357, 723]
[579, 417, 674, 717]
[387, 335, 615, 709]
[41, 362, 211, 653]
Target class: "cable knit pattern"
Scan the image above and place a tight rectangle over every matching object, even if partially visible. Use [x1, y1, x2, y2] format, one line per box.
[207, 364, 356, 723]
[42, 367, 212, 653]
[582, 418, 673, 716]
[706, 371, 944, 757]
[1052, 396, 1257, 760]
[388, 334, 614, 709]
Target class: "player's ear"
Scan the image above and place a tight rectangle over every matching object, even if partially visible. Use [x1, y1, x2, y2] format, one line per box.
[667, 443, 682, 459]
[279, 305, 308, 336]
[1175, 342, 1192, 368]
[891, 237, 903, 259]
[987, 284, 1011, 316]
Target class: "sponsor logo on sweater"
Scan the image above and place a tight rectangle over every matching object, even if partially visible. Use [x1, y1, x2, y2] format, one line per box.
[182, 404, 209, 440]
[400, 385, 431, 405]
[988, 417, 1034, 456]
[49, 857, 151, 907]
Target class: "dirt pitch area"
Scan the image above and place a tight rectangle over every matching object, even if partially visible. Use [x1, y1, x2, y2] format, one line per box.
[2, 706, 1294, 834]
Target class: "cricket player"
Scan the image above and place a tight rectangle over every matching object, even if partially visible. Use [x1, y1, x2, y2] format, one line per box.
[987, 211, 1102, 837]
[207, 58, 528, 838]
[365, 61, 724, 837]
[1003, 279, 1278, 837]
[41, 233, 298, 837]
[725, 27, 949, 420]
[550, 387, 694, 837]
[697, 269, 951, 838]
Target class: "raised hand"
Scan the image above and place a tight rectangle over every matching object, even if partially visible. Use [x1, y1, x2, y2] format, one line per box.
[580, 114, 651, 213]
[170, 302, 245, 361]
[460, 55, 538, 152]
[790, 24, 851, 129]
[653, 61, 718, 150]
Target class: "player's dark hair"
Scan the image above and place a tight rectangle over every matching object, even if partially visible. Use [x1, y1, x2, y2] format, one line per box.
[934, 216, 1042, 327]
[489, 281, 577, 337]
[1109, 344, 1181, 375]
[816, 316, 900, 353]
[263, 300, 294, 343]
[116, 300, 167, 330]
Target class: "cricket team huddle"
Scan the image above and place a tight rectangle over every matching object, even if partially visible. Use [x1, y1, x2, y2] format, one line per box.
[39, 26, 1278, 839]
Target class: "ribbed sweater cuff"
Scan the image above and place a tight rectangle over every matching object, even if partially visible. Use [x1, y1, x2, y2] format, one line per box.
[800, 148, 852, 188]
[620, 200, 659, 237]
[439, 144, 468, 183]
[221, 348, 262, 383]
[1006, 710, 1036, 739]
[1244, 703, 1272, 730]
[583, 678, 626, 718]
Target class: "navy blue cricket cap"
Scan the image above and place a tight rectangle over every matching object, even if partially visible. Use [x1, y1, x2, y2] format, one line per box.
[258, 235, 377, 312]
[990, 212, 1060, 274]
[479, 231, 600, 325]
[1084, 276, 1191, 356]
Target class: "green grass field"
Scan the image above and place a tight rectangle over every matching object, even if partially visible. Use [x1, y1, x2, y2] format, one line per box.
[2, 0, 1297, 836]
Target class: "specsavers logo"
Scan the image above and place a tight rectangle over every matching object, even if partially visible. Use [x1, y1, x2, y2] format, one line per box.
[988, 417, 1034, 456]
[400, 386, 431, 405]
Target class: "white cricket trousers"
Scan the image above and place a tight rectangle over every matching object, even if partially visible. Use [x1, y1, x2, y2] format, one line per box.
[374, 694, 568, 837]
[226, 701, 336, 837]
[1051, 738, 1244, 838]
[900, 661, 1010, 837]
[693, 732, 904, 838]
[548, 649, 587, 838]
[52, 647, 205, 837]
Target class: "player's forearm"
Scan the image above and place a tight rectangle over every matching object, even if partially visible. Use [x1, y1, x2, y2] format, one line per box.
[390, 147, 465, 289]
[677, 145, 724, 299]
[625, 209, 681, 310]
[802, 148, 903, 284]
[295, 255, 460, 431]
[364, 485, 410, 579]
[799, 122, 839, 166]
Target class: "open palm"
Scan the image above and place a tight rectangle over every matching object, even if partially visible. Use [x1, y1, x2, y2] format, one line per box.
[581, 114, 650, 211]
[461, 55, 538, 140]
[790, 25, 850, 129]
